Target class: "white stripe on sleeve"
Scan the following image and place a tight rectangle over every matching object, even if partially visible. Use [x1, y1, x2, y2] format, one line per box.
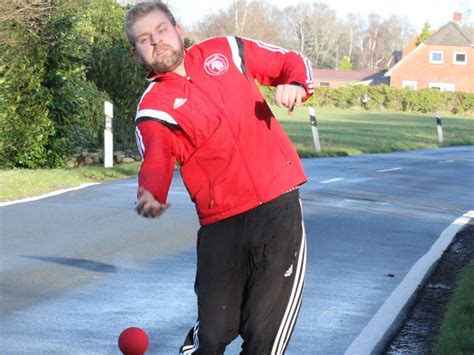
[226, 36, 243, 74]
[134, 126, 145, 159]
[135, 109, 179, 126]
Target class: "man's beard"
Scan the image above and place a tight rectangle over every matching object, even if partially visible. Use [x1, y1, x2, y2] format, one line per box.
[150, 44, 184, 74]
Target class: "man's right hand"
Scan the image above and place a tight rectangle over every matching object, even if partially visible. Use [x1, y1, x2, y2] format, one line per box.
[135, 187, 170, 218]
[274, 84, 306, 116]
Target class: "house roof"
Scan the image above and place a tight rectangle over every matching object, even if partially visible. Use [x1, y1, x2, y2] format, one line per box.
[385, 20, 474, 77]
[314, 69, 389, 86]
[314, 69, 378, 81]
[425, 21, 473, 46]
[402, 30, 436, 57]
[384, 43, 423, 77]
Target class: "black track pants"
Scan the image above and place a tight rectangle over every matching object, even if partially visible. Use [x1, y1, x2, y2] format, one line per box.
[180, 189, 307, 355]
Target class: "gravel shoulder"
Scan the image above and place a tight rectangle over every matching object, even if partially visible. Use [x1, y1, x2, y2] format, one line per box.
[385, 221, 474, 354]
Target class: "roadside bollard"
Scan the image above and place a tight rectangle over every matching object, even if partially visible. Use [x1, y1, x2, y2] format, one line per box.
[436, 111, 443, 145]
[104, 101, 114, 168]
[308, 106, 321, 152]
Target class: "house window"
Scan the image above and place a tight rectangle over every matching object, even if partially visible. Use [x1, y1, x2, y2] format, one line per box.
[429, 51, 443, 64]
[320, 82, 330, 87]
[429, 82, 455, 92]
[402, 80, 417, 90]
[453, 52, 467, 65]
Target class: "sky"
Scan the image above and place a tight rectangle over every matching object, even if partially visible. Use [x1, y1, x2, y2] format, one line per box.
[169, 0, 471, 32]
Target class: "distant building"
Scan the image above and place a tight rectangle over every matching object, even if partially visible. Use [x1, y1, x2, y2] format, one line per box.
[313, 69, 388, 88]
[384, 12, 474, 93]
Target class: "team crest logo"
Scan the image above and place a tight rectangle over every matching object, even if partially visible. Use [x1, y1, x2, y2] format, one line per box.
[204, 54, 229, 76]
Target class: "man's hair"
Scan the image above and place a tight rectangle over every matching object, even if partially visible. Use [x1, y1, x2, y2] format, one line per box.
[125, 1, 177, 46]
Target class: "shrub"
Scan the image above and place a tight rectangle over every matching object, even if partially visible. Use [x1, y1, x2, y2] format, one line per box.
[411, 88, 444, 113]
[73, 0, 147, 150]
[0, 21, 56, 168]
[306, 85, 473, 115]
[219, 79, 472, 116]
[451, 92, 474, 114]
[1, 0, 146, 167]
[378, 85, 404, 110]
[43, 5, 114, 153]
[366, 85, 385, 110]
[89, 44, 147, 149]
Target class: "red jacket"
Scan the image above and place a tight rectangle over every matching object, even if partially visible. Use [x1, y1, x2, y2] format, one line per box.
[135, 36, 314, 225]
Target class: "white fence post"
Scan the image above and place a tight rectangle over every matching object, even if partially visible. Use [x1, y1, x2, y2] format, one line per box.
[104, 101, 114, 168]
[308, 106, 321, 152]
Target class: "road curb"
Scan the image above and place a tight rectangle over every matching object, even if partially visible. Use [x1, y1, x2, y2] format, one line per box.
[0, 183, 100, 207]
[344, 210, 474, 355]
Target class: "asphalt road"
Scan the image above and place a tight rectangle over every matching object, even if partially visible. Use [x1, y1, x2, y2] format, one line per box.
[1, 146, 473, 354]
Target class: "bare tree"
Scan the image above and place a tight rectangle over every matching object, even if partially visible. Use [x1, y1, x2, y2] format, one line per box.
[285, 2, 342, 68]
[356, 13, 383, 71]
[1, 0, 54, 29]
[190, 1, 285, 46]
[190, 9, 232, 39]
[0, 0, 54, 45]
[190, 0, 416, 72]
[341, 13, 365, 60]
[457, 0, 474, 27]
[284, 3, 313, 52]
[353, 14, 414, 71]
[233, 0, 250, 36]
[455, 0, 474, 42]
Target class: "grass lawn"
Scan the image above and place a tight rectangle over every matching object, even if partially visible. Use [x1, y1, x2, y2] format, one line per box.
[433, 259, 474, 354]
[0, 163, 140, 202]
[274, 107, 474, 157]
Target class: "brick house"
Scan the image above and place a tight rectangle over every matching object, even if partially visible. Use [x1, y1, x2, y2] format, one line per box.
[313, 69, 388, 88]
[385, 12, 474, 93]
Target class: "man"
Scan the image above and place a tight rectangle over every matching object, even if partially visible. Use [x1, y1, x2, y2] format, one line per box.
[125, 2, 314, 354]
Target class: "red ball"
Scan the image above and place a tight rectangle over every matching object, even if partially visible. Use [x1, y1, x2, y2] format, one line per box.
[118, 327, 149, 355]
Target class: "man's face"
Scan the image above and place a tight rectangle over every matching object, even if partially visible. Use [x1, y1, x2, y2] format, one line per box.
[131, 10, 185, 74]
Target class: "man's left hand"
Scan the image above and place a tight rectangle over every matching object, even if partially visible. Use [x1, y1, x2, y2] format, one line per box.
[275, 84, 306, 116]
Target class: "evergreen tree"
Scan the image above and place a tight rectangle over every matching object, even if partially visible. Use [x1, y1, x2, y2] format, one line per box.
[338, 55, 353, 70]
[416, 22, 431, 46]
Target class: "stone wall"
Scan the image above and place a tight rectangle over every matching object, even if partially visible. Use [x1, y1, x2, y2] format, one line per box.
[66, 148, 141, 168]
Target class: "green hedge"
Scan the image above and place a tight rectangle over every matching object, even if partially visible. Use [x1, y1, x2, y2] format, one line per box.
[0, 0, 146, 168]
[73, 0, 147, 149]
[260, 84, 474, 114]
[44, 5, 117, 155]
[43, 1, 147, 156]
[0, 22, 56, 168]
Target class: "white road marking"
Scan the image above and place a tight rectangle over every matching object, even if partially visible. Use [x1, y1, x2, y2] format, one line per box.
[377, 167, 403, 173]
[0, 183, 100, 207]
[320, 178, 344, 184]
[344, 210, 474, 355]
[169, 190, 188, 196]
[438, 160, 455, 164]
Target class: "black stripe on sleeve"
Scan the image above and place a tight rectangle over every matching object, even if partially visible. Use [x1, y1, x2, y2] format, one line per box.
[235, 37, 247, 76]
[135, 116, 180, 131]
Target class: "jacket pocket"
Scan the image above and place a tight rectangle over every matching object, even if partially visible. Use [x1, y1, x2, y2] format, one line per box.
[180, 119, 254, 216]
